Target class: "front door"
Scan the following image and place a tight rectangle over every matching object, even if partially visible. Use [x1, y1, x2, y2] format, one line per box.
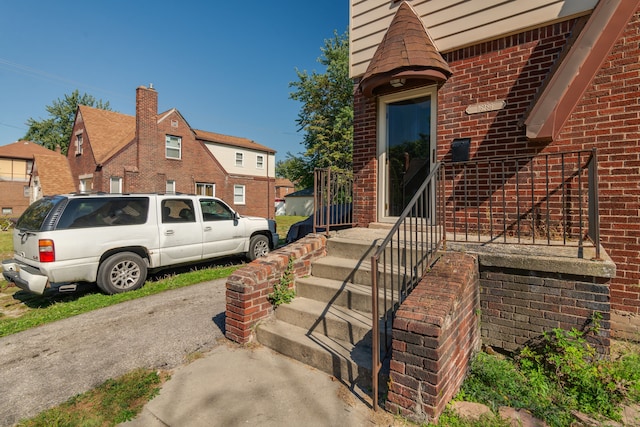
[378, 87, 437, 221]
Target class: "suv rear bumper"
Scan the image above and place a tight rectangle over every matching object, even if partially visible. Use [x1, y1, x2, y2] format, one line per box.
[1, 259, 49, 295]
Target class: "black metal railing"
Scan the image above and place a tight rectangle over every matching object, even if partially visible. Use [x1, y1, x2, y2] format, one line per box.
[369, 163, 446, 411]
[313, 168, 354, 235]
[443, 148, 600, 259]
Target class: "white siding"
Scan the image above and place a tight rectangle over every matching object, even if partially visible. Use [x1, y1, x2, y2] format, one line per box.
[204, 143, 275, 178]
[350, 0, 597, 77]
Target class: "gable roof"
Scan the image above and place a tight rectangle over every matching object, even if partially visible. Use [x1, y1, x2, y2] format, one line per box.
[359, 1, 452, 97]
[32, 152, 75, 196]
[77, 105, 136, 164]
[0, 140, 60, 159]
[194, 129, 275, 154]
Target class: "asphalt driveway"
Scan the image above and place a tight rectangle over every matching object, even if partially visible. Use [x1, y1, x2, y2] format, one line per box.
[0, 279, 227, 426]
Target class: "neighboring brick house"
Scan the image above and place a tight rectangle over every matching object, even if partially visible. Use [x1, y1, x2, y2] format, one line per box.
[0, 141, 73, 218]
[350, 0, 640, 335]
[67, 86, 276, 218]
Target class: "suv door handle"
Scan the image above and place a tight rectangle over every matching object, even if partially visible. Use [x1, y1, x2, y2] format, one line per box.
[204, 226, 212, 231]
[165, 230, 174, 235]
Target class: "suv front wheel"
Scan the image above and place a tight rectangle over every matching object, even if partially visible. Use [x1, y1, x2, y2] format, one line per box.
[247, 235, 270, 261]
[97, 252, 147, 294]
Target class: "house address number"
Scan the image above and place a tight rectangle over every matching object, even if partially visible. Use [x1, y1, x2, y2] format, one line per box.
[465, 100, 506, 115]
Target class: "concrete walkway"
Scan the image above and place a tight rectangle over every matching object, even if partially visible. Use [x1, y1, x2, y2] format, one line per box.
[121, 342, 398, 427]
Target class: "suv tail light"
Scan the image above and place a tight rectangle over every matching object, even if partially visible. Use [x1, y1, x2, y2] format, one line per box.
[39, 239, 55, 263]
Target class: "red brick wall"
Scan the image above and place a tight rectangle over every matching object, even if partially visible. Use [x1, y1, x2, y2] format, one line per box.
[0, 181, 29, 217]
[387, 252, 480, 424]
[225, 234, 327, 344]
[353, 84, 378, 227]
[352, 10, 640, 317]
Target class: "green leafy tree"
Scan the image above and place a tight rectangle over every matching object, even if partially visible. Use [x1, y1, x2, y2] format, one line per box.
[288, 30, 353, 189]
[24, 90, 111, 155]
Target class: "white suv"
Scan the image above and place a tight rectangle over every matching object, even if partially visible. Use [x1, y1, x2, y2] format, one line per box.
[2, 193, 278, 295]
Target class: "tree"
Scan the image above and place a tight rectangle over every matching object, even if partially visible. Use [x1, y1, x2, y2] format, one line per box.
[287, 30, 353, 189]
[24, 90, 111, 155]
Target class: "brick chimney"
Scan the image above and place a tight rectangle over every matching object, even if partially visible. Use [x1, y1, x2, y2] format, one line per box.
[135, 85, 159, 172]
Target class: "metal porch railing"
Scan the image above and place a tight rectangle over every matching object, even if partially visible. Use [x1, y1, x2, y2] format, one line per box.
[370, 163, 446, 411]
[313, 168, 354, 235]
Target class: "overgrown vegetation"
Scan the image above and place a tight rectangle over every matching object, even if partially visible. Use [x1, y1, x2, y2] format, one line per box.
[17, 368, 169, 426]
[268, 257, 296, 308]
[450, 316, 640, 427]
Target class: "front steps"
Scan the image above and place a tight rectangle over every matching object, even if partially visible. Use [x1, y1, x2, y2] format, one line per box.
[256, 228, 391, 389]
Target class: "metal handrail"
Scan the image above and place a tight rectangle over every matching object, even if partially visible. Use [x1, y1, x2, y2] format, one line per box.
[369, 162, 446, 411]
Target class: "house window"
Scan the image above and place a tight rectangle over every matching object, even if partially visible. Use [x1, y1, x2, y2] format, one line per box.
[2, 208, 12, 215]
[256, 155, 264, 169]
[234, 185, 245, 205]
[110, 177, 123, 193]
[23, 185, 29, 197]
[196, 182, 215, 196]
[79, 176, 93, 193]
[75, 133, 83, 155]
[235, 152, 244, 167]
[166, 180, 176, 194]
[165, 135, 182, 159]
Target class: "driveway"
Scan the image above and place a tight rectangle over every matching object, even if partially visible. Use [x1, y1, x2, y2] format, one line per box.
[0, 279, 227, 426]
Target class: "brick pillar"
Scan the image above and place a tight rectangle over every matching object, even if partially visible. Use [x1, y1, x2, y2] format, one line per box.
[352, 86, 378, 227]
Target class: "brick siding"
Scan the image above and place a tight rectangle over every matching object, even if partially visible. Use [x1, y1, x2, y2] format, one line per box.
[353, 9, 640, 321]
[480, 266, 611, 353]
[225, 234, 327, 344]
[386, 252, 480, 424]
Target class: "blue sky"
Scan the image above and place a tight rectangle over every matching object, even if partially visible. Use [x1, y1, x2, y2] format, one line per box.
[0, 1, 349, 160]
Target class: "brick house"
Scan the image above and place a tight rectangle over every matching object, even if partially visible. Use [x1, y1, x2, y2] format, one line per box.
[0, 141, 73, 218]
[68, 85, 276, 218]
[350, 0, 640, 337]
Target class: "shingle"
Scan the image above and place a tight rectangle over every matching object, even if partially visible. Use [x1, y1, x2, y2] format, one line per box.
[359, 1, 452, 95]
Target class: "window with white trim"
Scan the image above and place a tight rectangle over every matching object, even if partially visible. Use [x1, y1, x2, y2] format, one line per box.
[110, 177, 122, 193]
[256, 155, 264, 169]
[79, 177, 93, 193]
[165, 135, 182, 159]
[235, 152, 244, 167]
[233, 185, 245, 205]
[75, 133, 83, 155]
[166, 180, 176, 194]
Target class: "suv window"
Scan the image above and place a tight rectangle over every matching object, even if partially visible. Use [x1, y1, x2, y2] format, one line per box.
[57, 197, 150, 229]
[200, 199, 234, 221]
[16, 196, 66, 231]
[161, 199, 196, 223]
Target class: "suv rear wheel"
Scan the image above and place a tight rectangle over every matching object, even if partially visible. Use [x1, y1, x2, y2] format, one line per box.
[97, 252, 147, 294]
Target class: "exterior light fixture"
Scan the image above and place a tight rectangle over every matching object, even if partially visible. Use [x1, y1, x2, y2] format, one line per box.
[390, 78, 406, 87]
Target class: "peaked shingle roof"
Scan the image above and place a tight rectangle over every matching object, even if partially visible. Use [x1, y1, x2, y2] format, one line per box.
[32, 152, 75, 196]
[194, 129, 275, 154]
[78, 105, 136, 164]
[0, 140, 61, 159]
[359, 1, 452, 97]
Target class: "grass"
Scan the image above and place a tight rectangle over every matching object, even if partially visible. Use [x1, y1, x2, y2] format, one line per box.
[17, 368, 170, 427]
[0, 263, 239, 338]
[275, 215, 306, 245]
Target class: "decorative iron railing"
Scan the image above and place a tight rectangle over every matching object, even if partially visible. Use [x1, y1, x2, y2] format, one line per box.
[369, 162, 446, 411]
[313, 149, 601, 410]
[313, 168, 354, 235]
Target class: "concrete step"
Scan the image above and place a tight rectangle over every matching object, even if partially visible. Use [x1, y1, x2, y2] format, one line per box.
[275, 297, 371, 344]
[256, 318, 374, 388]
[326, 236, 380, 261]
[296, 275, 393, 314]
[311, 255, 409, 288]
